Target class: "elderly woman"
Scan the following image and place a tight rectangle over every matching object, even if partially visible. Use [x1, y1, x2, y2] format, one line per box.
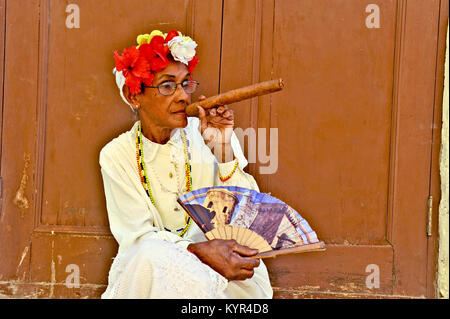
[100, 30, 273, 298]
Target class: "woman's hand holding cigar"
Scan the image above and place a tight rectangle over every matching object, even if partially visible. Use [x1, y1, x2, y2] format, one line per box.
[197, 95, 235, 162]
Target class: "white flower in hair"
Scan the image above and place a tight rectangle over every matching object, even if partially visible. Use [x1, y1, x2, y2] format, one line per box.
[167, 36, 197, 65]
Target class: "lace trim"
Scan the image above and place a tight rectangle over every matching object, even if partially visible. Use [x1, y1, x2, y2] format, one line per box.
[102, 239, 228, 299]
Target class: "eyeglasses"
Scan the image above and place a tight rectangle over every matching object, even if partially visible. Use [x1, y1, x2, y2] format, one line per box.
[145, 80, 199, 96]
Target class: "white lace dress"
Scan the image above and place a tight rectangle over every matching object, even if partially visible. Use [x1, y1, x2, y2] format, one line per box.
[99, 118, 273, 299]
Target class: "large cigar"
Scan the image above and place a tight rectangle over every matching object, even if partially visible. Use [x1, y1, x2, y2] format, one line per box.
[186, 78, 284, 117]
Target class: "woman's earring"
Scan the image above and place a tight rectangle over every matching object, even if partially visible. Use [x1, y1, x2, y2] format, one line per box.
[134, 104, 140, 110]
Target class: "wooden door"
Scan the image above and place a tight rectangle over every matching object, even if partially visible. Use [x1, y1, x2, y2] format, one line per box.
[219, 0, 448, 298]
[0, 0, 447, 298]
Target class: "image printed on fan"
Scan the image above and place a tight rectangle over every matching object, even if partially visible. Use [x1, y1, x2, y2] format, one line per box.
[179, 186, 319, 249]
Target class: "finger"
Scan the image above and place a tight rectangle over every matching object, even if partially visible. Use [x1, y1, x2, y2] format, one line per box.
[209, 116, 234, 128]
[235, 255, 260, 270]
[197, 106, 208, 132]
[225, 109, 234, 120]
[219, 108, 233, 120]
[208, 115, 234, 126]
[209, 108, 217, 116]
[232, 243, 259, 257]
[198, 95, 206, 101]
[217, 106, 225, 114]
[208, 110, 234, 126]
[236, 269, 255, 280]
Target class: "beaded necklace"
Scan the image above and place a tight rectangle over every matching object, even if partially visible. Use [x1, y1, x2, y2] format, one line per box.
[218, 158, 239, 182]
[136, 122, 192, 237]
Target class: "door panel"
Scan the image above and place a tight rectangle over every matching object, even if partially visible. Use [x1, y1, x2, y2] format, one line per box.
[268, 0, 395, 244]
[220, 0, 446, 298]
[220, 0, 396, 297]
[387, 0, 443, 296]
[0, 0, 41, 288]
[221, 0, 396, 244]
[40, 0, 220, 228]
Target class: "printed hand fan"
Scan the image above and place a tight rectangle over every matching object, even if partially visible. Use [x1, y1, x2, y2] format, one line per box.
[177, 186, 325, 258]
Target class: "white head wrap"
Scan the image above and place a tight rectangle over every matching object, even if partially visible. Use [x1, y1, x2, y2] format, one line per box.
[113, 67, 135, 111]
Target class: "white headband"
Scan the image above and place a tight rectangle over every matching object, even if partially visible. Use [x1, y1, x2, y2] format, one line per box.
[113, 67, 135, 111]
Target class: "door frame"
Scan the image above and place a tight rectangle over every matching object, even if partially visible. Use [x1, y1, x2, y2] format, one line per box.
[0, 0, 5, 187]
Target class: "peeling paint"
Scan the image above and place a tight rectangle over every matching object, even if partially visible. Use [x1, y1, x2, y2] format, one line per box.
[298, 285, 321, 290]
[13, 154, 31, 214]
[49, 235, 56, 298]
[0, 281, 107, 299]
[329, 281, 360, 292]
[16, 246, 29, 278]
[17, 246, 29, 269]
[272, 286, 422, 299]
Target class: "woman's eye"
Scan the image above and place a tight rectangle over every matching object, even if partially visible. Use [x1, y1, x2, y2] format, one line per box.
[161, 82, 174, 89]
[182, 80, 193, 87]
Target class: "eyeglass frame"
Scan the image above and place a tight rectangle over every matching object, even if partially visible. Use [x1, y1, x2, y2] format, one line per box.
[143, 79, 200, 96]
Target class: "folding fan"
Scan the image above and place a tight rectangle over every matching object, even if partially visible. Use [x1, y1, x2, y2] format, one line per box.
[177, 186, 325, 258]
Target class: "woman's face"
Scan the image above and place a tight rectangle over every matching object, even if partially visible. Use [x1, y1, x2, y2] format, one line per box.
[134, 61, 192, 130]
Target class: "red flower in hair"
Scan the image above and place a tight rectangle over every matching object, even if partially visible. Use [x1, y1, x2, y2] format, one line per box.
[138, 44, 158, 81]
[140, 37, 170, 73]
[114, 30, 200, 95]
[138, 43, 156, 60]
[150, 35, 167, 53]
[188, 54, 199, 73]
[114, 46, 152, 94]
[165, 30, 180, 43]
[150, 55, 169, 73]
[150, 36, 170, 72]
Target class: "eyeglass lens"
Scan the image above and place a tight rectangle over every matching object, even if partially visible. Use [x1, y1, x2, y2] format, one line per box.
[159, 80, 198, 95]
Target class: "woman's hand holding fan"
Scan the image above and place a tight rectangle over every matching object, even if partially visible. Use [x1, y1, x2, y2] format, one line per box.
[187, 239, 260, 281]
